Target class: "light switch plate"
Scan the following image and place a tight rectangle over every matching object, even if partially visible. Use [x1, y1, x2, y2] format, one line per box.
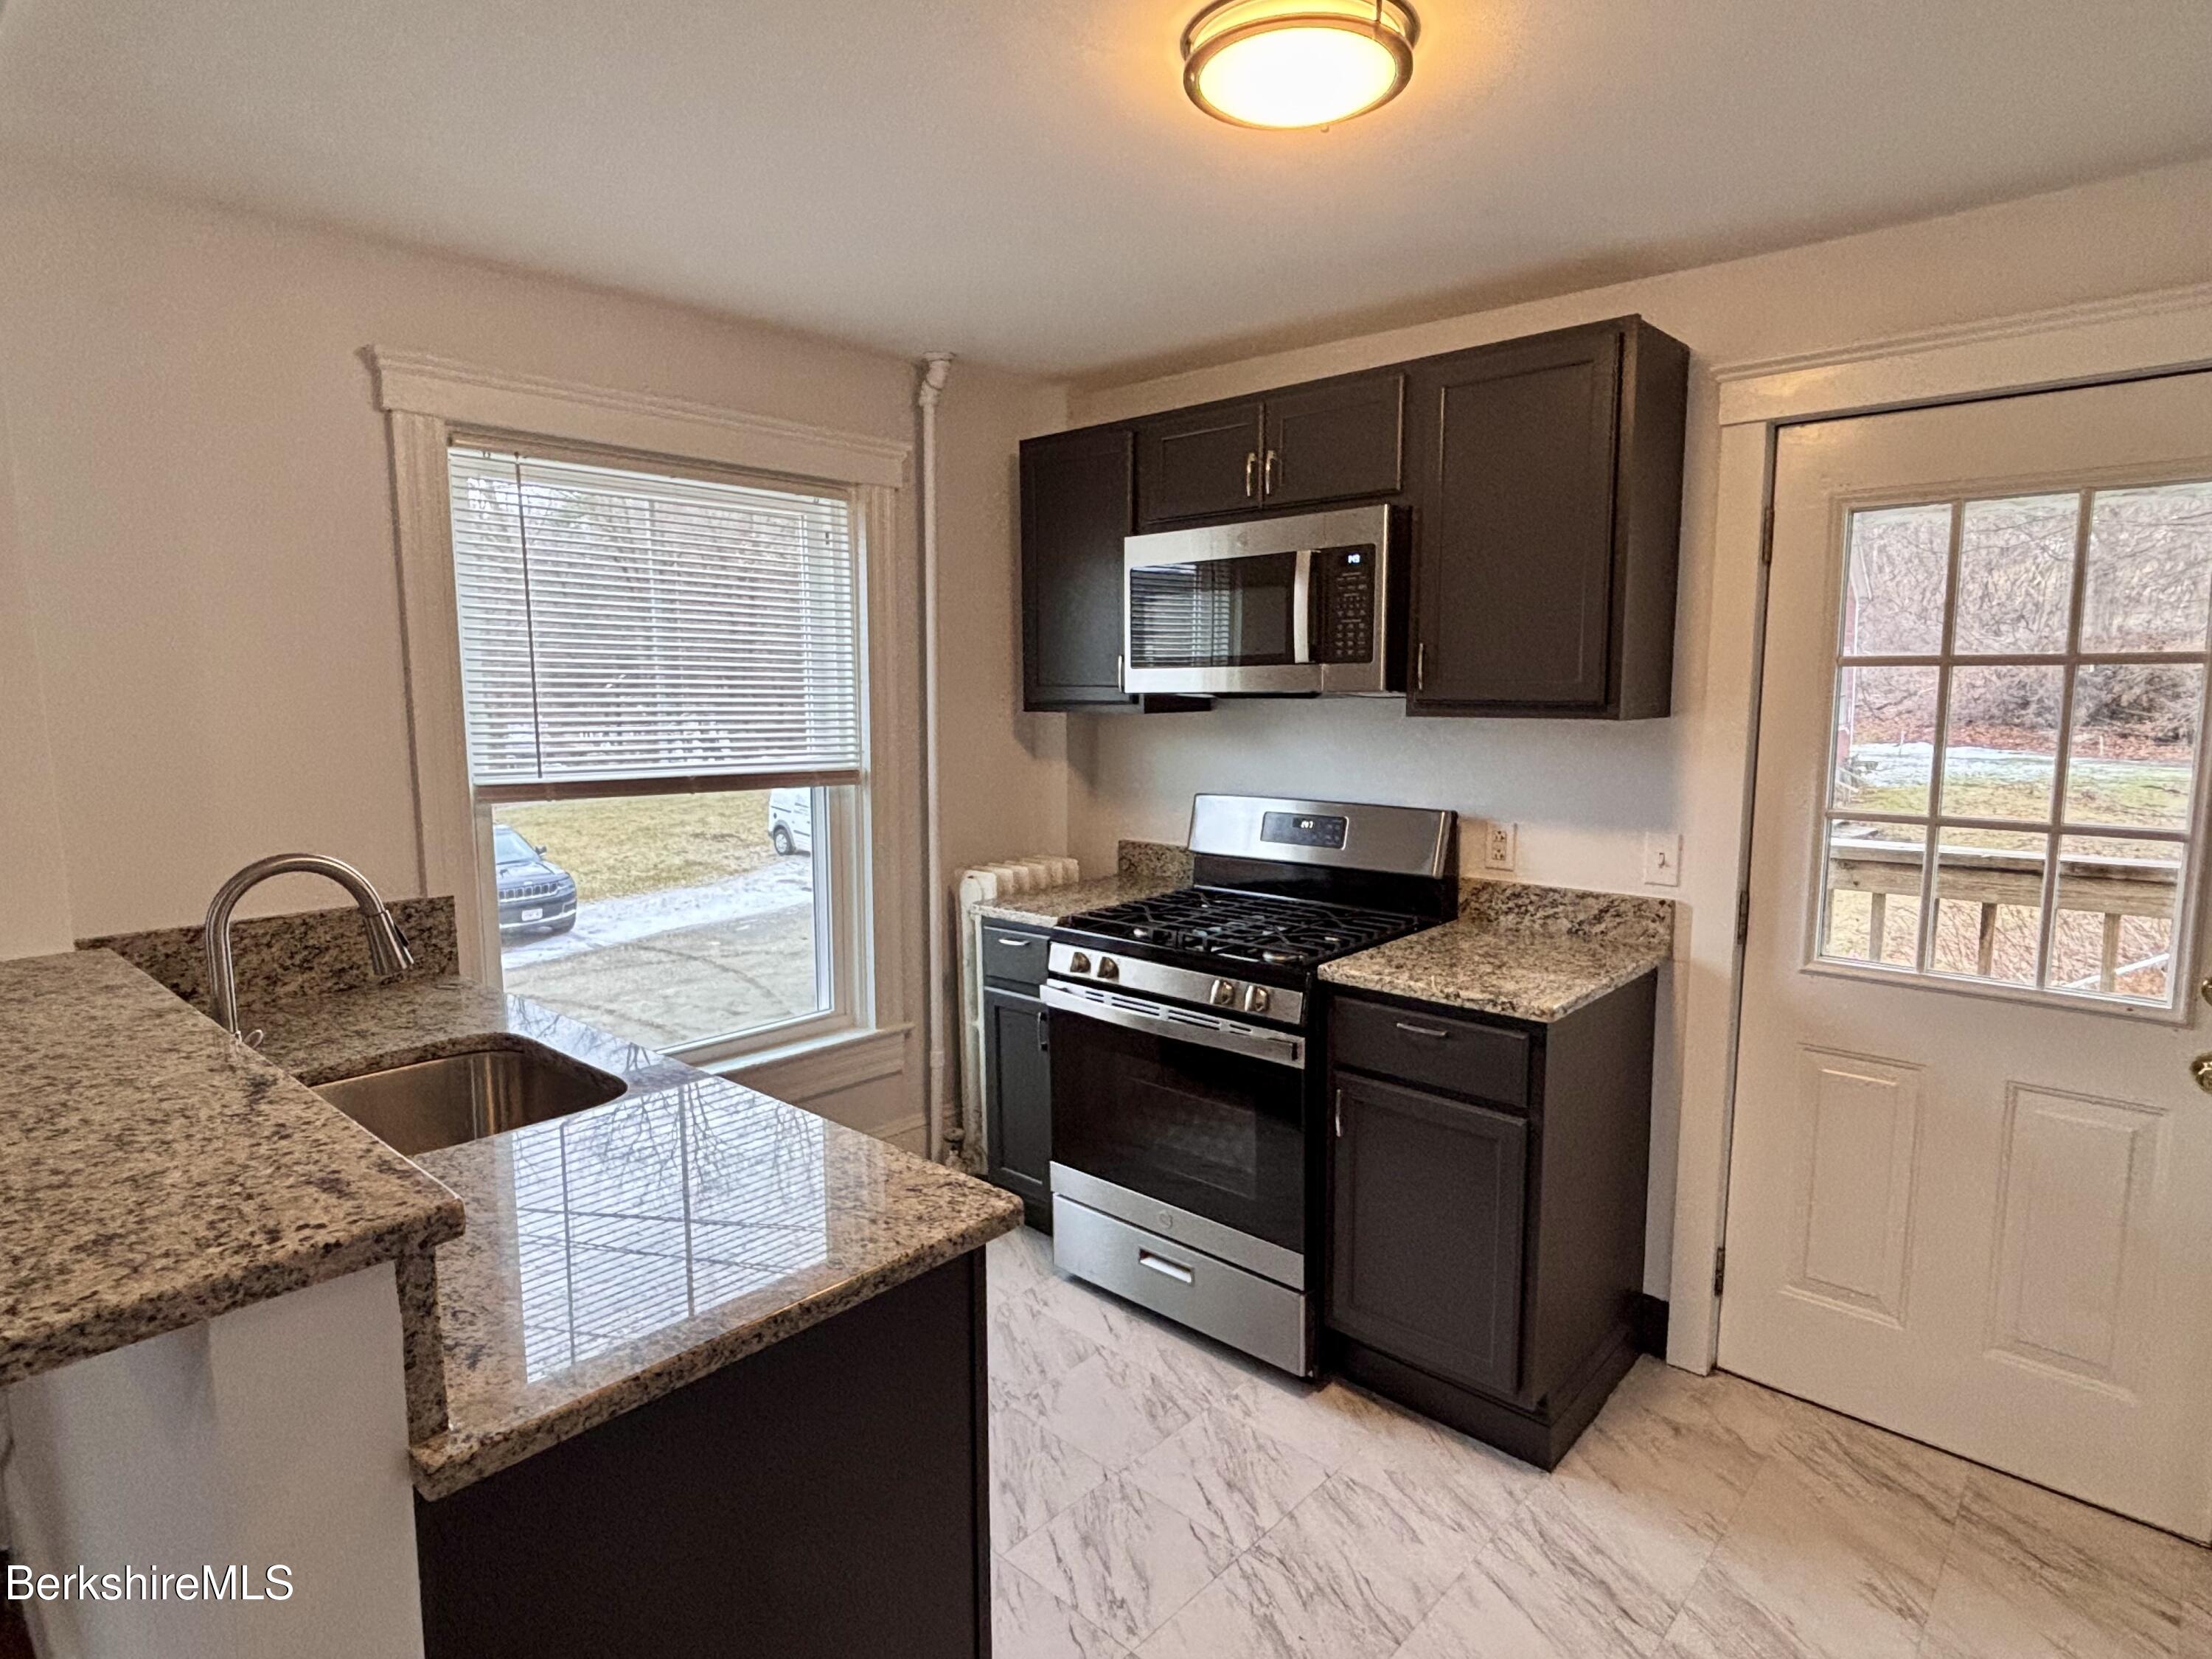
[1643, 830, 1683, 887]
[1484, 821, 1517, 873]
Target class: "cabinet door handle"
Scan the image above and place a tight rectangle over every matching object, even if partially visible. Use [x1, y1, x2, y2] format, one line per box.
[1395, 1020, 1451, 1039]
[1333, 1088, 1344, 1138]
[1244, 451, 1258, 498]
[1263, 448, 1279, 495]
[1416, 641, 1427, 692]
[1116, 651, 1125, 690]
[1138, 1250, 1194, 1285]
[994, 935, 1032, 948]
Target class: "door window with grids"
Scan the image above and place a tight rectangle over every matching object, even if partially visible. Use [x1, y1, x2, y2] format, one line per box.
[1815, 479, 2212, 1007]
[447, 445, 861, 1057]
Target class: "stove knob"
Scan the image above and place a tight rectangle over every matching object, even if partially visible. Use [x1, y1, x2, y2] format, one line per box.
[1097, 957, 1119, 981]
[1245, 985, 1272, 1015]
[1068, 951, 1091, 975]
[1211, 978, 1237, 1007]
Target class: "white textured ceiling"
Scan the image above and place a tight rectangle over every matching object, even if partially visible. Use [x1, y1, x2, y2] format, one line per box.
[1, 0, 2208, 379]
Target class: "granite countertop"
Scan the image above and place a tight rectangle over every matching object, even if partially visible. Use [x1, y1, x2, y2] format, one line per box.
[0, 952, 465, 1389]
[1319, 882, 1676, 1023]
[252, 979, 1022, 1499]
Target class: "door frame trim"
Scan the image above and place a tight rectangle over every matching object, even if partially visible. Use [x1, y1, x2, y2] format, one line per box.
[1667, 279, 2212, 1378]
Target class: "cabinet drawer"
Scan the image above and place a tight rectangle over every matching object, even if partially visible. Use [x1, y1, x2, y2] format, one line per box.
[1329, 995, 1529, 1108]
[981, 923, 1049, 987]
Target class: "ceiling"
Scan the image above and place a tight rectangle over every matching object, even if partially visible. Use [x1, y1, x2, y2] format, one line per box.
[1, 0, 2208, 381]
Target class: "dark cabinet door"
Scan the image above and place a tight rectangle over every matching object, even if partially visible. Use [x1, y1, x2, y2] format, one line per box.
[1135, 400, 1265, 526]
[1408, 326, 1624, 712]
[1021, 427, 1135, 710]
[1261, 374, 1403, 509]
[985, 986, 1053, 1222]
[1328, 1071, 1526, 1397]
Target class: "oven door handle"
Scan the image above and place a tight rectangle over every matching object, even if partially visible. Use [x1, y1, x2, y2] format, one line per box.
[1043, 981, 1306, 1070]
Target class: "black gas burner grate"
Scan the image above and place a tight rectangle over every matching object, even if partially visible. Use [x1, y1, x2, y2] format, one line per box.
[1065, 887, 1422, 968]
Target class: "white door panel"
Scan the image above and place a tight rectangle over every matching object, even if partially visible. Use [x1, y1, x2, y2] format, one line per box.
[1724, 371, 2212, 1538]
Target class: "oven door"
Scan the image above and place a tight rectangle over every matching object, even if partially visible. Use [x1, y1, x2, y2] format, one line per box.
[1124, 546, 1315, 695]
[1044, 983, 1310, 1264]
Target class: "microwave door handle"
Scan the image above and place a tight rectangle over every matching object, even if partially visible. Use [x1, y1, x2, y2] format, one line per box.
[1292, 548, 1312, 664]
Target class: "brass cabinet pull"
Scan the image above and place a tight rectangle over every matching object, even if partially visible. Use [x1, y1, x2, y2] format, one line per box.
[1244, 451, 1258, 498]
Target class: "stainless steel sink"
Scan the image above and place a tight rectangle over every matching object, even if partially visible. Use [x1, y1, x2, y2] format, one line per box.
[311, 1043, 627, 1155]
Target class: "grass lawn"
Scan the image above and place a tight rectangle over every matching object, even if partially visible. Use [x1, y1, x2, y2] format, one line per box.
[1846, 760, 2191, 837]
[500, 791, 777, 902]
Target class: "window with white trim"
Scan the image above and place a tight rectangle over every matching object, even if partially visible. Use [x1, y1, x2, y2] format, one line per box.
[1815, 477, 2212, 1007]
[445, 444, 865, 1059]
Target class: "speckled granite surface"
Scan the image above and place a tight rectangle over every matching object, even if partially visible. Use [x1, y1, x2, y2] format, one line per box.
[80, 894, 459, 1015]
[967, 839, 1193, 926]
[1322, 882, 1675, 1023]
[1116, 838, 1194, 886]
[0, 952, 465, 1389]
[251, 979, 1022, 1500]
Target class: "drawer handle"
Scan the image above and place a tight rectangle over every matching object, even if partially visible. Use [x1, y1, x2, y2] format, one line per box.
[1395, 1020, 1451, 1039]
[1138, 1250, 1194, 1285]
[994, 936, 1033, 947]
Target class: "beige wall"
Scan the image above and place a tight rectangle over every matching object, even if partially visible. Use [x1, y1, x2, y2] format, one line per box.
[1060, 155, 2212, 1295]
[0, 380, 72, 959]
[0, 162, 1061, 1142]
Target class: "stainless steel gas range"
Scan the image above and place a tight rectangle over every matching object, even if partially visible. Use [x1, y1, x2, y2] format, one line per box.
[1045, 794, 1458, 1375]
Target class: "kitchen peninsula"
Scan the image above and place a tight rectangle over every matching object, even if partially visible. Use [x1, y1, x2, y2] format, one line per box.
[0, 950, 1018, 1659]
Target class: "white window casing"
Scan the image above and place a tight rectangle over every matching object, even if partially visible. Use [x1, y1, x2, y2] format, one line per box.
[372, 349, 919, 1098]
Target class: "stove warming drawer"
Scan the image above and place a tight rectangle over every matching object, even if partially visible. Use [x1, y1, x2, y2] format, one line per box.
[1050, 1188, 1312, 1377]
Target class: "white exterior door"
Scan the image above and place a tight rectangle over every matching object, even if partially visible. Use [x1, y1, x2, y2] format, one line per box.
[1722, 372, 2212, 1537]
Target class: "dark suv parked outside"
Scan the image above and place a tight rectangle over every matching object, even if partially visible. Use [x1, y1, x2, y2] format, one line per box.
[495, 824, 578, 936]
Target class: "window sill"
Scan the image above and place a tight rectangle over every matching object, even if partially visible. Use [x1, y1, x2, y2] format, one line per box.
[706, 1022, 913, 1105]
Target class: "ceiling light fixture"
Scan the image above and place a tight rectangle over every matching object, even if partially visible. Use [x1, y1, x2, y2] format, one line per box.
[1183, 0, 1419, 131]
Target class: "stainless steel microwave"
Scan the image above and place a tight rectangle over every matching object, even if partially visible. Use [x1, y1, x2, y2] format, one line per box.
[1122, 505, 1405, 696]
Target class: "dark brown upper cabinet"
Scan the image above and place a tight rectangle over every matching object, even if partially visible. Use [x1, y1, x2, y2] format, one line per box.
[1134, 373, 1404, 528]
[1260, 374, 1404, 511]
[1135, 400, 1265, 524]
[1405, 318, 1688, 719]
[1020, 425, 1136, 712]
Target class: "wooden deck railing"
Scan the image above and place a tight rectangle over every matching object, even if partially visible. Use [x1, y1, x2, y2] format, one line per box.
[1827, 835, 2177, 992]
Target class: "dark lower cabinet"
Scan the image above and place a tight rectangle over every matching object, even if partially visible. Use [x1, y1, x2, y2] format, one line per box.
[1324, 974, 1658, 1469]
[1329, 1074, 1526, 1397]
[415, 1253, 990, 1659]
[1021, 425, 1136, 711]
[986, 987, 1051, 1226]
[981, 919, 1054, 1229]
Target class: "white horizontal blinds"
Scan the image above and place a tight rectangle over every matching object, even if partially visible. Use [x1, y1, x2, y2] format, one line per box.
[447, 447, 860, 798]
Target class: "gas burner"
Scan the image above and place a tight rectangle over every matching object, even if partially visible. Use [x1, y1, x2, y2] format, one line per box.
[1063, 886, 1425, 973]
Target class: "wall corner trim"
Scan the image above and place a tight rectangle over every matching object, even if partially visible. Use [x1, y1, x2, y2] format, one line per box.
[366, 347, 914, 488]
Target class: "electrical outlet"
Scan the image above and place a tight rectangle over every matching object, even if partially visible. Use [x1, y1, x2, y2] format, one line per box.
[1484, 821, 1517, 873]
[1643, 830, 1683, 887]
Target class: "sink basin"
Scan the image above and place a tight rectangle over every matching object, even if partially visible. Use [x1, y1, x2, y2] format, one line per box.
[311, 1042, 627, 1155]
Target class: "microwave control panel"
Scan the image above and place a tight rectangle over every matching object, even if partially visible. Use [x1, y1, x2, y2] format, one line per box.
[1313, 546, 1376, 663]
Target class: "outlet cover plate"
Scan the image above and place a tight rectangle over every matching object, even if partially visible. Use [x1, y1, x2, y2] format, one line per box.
[1484, 821, 1517, 873]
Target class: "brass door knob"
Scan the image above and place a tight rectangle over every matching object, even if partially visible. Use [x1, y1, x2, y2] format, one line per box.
[2192, 1054, 2212, 1093]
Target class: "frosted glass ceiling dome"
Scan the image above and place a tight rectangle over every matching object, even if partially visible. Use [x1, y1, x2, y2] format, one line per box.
[1182, 0, 1419, 130]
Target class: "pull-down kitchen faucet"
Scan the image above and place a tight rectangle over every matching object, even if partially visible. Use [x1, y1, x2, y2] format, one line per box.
[202, 854, 414, 1042]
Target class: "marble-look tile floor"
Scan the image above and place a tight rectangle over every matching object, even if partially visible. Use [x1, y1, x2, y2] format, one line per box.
[984, 1225, 2212, 1659]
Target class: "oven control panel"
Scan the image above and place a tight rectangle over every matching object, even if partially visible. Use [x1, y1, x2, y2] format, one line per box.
[1046, 942, 1304, 1027]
